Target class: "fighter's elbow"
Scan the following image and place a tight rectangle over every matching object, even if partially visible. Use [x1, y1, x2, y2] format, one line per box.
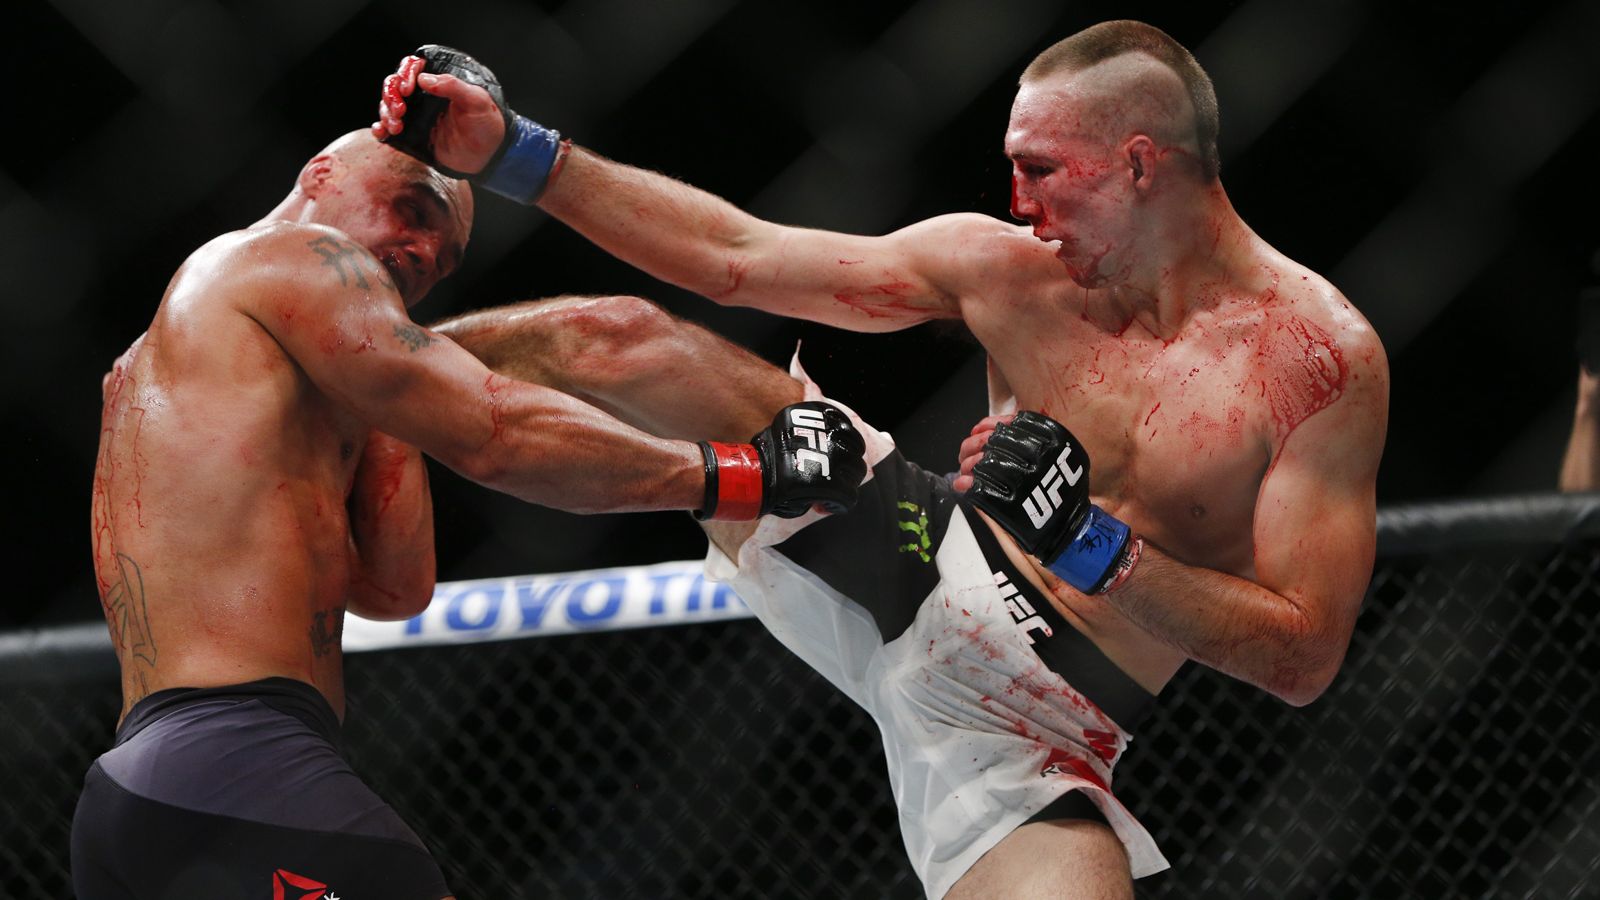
[1266, 642, 1347, 707]
[1272, 672, 1334, 708]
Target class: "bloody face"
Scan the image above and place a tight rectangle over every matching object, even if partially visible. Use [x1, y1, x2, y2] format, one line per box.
[1004, 78, 1138, 289]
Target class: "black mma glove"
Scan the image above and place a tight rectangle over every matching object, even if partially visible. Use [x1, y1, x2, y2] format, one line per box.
[697, 402, 867, 521]
[384, 45, 563, 204]
[965, 411, 1141, 594]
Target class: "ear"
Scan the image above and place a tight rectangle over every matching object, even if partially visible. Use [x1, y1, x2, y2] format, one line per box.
[1126, 135, 1157, 191]
[297, 154, 337, 197]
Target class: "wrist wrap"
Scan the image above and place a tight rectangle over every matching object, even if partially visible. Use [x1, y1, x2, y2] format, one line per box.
[1045, 505, 1136, 594]
[695, 441, 764, 521]
[479, 113, 564, 204]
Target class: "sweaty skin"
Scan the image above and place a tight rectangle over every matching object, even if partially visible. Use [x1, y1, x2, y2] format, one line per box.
[90, 132, 709, 724]
[375, 36, 1389, 899]
[377, 56, 1388, 707]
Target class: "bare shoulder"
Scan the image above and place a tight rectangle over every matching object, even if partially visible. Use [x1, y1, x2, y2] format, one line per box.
[1245, 257, 1389, 443]
[176, 222, 403, 323]
[1275, 261, 1388, 382]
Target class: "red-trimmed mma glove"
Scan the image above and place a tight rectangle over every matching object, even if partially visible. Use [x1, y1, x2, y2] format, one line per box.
[382, 45, 563, 204]
[965, 412, 1142, 595]
[696, 402, 868, 521]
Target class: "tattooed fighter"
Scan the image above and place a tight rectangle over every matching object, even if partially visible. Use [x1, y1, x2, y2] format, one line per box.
[377, 19, 1389, 899]
[75, 130, 864, 899]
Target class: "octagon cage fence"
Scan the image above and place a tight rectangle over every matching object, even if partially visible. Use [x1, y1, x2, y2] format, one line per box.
[1, 493, 1597, 899]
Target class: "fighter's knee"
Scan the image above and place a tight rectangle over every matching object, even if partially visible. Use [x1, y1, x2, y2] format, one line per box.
[559, 295, 681, 383]
[576, 294, 676, 341]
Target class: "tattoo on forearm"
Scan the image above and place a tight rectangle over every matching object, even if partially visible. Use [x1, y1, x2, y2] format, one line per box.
[310, 605, 345, 658]
[306, 236, 396, 291]
[393, 323, 437, 352]
[104, 552, 158, 669]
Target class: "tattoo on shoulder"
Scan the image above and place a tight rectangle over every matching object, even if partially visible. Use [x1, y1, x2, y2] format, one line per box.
[310, 605, 346, 658]
[393, 323, 437, 352]
[306, 236, 396, 292]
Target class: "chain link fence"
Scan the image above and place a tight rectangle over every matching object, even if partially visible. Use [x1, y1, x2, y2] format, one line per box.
[2, 495, 1598, 898]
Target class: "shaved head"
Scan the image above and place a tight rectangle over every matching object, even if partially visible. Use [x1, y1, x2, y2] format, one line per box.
[291, 129, 475, 305]
[317, 129, 474, 232]
[1022, 21, 1219, 180]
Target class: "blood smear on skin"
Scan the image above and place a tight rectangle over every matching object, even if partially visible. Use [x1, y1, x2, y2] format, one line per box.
[1260, 316, 1347, 436]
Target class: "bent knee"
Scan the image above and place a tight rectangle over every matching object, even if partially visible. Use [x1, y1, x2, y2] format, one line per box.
[564, 294, 675, 342]
[560, 296, 678, 367]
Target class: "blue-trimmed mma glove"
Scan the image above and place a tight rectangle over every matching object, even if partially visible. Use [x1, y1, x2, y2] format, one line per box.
[384, 45, 563, 204]
[696, 402, 868, 521]
[966, 412, 1142, 594]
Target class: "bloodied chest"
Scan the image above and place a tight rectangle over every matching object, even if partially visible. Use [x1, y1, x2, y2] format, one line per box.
[976, 306, 1346, 576]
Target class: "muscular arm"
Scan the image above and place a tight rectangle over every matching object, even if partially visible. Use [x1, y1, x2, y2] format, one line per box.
[1097, 337, 1389, 706]
[244, 226, 703, 514]
[378, 67, 979, 331]
[538, 148, 970, 331]
[346, 430, 435, 621]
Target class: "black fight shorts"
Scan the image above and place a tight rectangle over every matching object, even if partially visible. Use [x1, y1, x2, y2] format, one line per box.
[71, 677, 451, 899]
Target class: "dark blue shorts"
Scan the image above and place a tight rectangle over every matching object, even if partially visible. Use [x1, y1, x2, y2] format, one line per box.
[71, 677, 451, 899]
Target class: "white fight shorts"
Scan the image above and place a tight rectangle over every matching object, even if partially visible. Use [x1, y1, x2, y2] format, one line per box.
[706, 362, 1170, 898]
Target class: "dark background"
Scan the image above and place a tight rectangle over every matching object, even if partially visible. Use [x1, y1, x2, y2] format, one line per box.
[7, 0, 1600, 628]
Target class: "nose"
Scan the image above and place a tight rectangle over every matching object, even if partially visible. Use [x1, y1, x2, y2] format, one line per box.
[1010, 171, 1040, 223]
[404, 232, 441, 281]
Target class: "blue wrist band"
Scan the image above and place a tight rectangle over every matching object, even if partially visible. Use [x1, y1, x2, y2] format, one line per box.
[479, 113, 562, 204]
[1045, 505, 1132, 594]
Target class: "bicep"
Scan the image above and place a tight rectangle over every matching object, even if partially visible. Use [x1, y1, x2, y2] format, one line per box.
[1251, 386, 1386, 630]
[248, 274, 501, 463]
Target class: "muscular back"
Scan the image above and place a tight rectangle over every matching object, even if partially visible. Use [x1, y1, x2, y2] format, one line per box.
[91, 224, 409, 720]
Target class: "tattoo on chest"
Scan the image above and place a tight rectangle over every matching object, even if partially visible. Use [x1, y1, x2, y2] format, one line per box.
[306, 236, 396, 292]
[393, 323, 437, 352]
[104, 552, 158, 670]
[310, 605, 346, 658]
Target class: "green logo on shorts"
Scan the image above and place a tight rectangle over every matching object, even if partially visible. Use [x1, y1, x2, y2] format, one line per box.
[897, 501, 932, 563]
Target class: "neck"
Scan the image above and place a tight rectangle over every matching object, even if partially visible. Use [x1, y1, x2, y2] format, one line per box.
[255, 192, 314, 228]
[1098, 181, 1254, 339]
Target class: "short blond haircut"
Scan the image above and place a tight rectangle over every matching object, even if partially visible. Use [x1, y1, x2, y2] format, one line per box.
[1022, 21, 1220, 181]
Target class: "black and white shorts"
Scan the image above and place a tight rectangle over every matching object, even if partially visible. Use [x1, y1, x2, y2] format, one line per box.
[707, 362, 1170, 898]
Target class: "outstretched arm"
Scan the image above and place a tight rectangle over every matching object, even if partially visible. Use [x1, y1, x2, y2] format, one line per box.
[245, 228, 701, 514]
[431, 293, 839, 563]
[237, 226, 860, 520]
[375, 53, 987, 331]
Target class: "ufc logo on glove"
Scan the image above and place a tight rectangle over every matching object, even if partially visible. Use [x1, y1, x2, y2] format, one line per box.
[788, 406, 834, 478]
[1024, 445, 1085, 528]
